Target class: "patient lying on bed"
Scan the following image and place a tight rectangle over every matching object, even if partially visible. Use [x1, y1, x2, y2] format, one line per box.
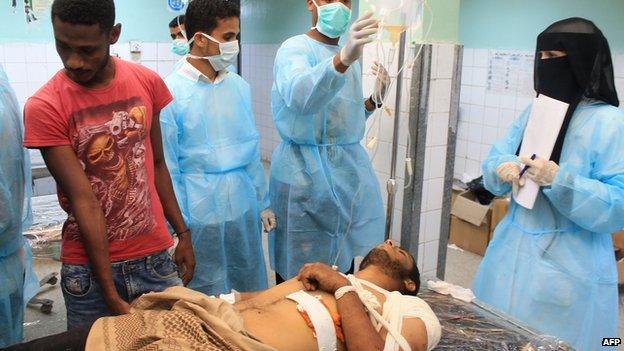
[8, 241, 441, 351]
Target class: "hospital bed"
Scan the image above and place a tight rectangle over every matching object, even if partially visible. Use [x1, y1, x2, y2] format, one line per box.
[420, 289, 573, 350]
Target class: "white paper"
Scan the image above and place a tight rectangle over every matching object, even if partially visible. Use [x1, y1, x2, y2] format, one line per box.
[513, 95, 569, 209]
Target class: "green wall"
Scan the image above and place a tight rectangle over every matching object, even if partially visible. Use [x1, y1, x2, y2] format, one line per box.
[359, 0, 460, 44]
[240, 0, 310, 44]
[0, 0, 359, 45]
[460, 0, 624, 52]
[241, 0, 360, 44]
[0, 0, 177, 43]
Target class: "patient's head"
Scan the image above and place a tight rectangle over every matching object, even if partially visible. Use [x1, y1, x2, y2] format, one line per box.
[360, 240, 421, 296]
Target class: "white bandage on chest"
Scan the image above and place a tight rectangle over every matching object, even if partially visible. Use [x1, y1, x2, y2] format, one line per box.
[286, 290, 337, 351]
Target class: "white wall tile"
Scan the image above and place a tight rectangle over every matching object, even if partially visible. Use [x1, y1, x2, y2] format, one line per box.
[433, 79, 452, 113]
[423, 240, 440, 272]
[466, 159, 481, 178]
[26, 64, 47, 86]
[45, 43, 61, 63]
[456, 139, 467, 158]
[437, 44, 455, 80]
[462, 67, 474, 86]
[46, 61, 63, 77]
[468, 105, 484, 124]
[11, 82, 28, 103]
[463, 48, 474, 67]
[426, 178, 444, 210]
[471, 86, 486, 106]
[467, 141, 480, 160]
[426, 112, 449, 147]
[4, 44, 26, 63]
[472, 67, 487, 87]
[140, 42, 158, 61]
[157, 60, 174, 78]
[482, 125, 498, 145]
[473, 49, 489, 68]
[429, 146, 447, 179]
[372, 141, 392, 175]
[500, 94, 516, 109]
[483, 106, 499, 127]
[485, 92, 500, 108]
[157, 42, 175, 61]
[417, 243, 425, 271]
[4, 62, 27, 83]
[468, 122, 482, 143]
[480, 143, 491, 161]
[424, 210, 441, 243]
[454, 157, 466, 177]
[25, 44, 46, 63]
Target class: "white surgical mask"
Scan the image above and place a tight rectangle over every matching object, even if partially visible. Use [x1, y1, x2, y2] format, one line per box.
[188, 33, 239, 72]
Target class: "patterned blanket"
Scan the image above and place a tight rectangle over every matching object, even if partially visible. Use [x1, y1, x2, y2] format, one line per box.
[86, 286, 277, 351]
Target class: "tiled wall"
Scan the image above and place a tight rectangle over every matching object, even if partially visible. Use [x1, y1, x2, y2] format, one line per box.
[0, 42, 180, 111]
[454, 48, 624, 180]
[418, 44, 458, 277]
[360, 43, 459, 277]
[1, 42, 180, 196]
[241, 44, 281, 161]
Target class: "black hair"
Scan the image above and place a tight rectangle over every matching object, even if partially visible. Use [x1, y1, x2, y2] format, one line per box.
[51, 0, 115, 32]
[404, 256, 421, 296]
[169, 15, 185, 28]
[185, 0, 240, 42]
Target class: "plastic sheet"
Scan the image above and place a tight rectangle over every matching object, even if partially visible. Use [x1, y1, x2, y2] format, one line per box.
[419, 289, 574, 350]
[23, 194, 64, 259]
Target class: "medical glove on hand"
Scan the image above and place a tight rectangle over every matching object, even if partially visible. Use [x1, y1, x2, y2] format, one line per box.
[371, 61, 390, 104]
[261, 209, 277, 232]
[519, 155, 560, 186]
[340, 12, 379, 66]
[496, 161, 525, 186]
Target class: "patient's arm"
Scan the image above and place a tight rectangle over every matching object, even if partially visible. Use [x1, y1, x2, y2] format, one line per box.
[338, 291, 386, 350]
[379, 317, 428, 351]
[298, 263, 386, 351]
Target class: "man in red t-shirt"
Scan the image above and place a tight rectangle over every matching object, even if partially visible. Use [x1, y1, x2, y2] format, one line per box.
[23, 0, 195, 330]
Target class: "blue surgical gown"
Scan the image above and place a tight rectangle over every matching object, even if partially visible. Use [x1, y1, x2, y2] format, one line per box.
[473, 101, 623, 350]
[269, 34, 385, 279]
[161, 65, 269, 295]
[0, 65, 27, 347]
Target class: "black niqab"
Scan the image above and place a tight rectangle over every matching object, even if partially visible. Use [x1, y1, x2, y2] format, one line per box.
[519, 17, 619, 163]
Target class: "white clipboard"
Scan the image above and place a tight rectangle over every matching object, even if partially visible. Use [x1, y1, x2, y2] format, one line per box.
[513, 95, 569, 209]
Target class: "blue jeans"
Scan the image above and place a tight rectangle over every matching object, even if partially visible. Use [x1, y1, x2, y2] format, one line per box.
[61, 250, 182, 330]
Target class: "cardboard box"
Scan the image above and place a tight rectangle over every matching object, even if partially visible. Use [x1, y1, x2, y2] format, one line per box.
[451, 191, 491, 227]
[489, 198, 510, 239]
[449, 191, 492, 256]
[449, 216, 491, 256]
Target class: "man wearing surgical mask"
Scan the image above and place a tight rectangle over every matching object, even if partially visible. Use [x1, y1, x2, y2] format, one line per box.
[160, 0, 274, 296]
[169, 15, 188, 56]
[269, 0, 389, 283]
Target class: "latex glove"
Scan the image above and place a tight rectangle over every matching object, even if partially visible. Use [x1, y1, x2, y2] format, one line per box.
[496, 161, 525, 186]
[261, 209, 277, 232]
[519, 155, 560, 186]
[340, 12, 379, 66]
[371, 61, 390, 104]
